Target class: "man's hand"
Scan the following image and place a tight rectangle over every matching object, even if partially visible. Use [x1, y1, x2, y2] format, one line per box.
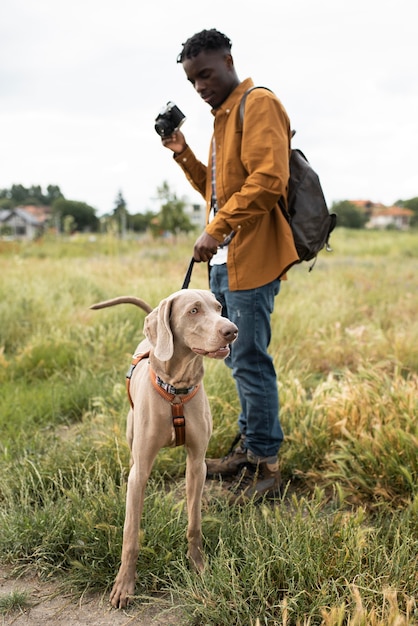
[193, 232, 221, 263]
[161, 131, 187, 155]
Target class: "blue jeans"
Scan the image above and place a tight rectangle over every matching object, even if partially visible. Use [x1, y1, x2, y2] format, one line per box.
[210, 263, 283, 461]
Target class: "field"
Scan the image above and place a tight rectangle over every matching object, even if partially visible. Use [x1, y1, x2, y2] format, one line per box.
[0, 229, 417, 625]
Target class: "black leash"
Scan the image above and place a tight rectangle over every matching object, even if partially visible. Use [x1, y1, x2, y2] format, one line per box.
[182, 258, 195, 289]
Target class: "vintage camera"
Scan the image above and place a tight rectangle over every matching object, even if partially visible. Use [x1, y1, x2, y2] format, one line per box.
[154, 101, 186, 137]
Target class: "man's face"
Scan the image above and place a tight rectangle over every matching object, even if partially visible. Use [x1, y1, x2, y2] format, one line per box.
[182, 50, 237, 109]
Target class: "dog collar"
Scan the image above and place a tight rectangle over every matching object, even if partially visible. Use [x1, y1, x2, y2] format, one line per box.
[155, 375, 196, 396]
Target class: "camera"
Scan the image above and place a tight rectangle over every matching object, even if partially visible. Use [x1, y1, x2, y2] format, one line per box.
[154, 101, 186, 137]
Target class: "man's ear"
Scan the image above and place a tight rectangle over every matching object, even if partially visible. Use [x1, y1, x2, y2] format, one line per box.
[225, 53, 234, 69]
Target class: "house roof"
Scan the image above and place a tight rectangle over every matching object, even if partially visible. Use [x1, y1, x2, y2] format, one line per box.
[351, 200, 375, 208]
[371, 206, 413, 217]
[0, 205, 51, 226]
[22, 204, 51, 223]
[351, 200, 385, 211]
[351, 200, 413, 216]
[0, 207, 46, 226]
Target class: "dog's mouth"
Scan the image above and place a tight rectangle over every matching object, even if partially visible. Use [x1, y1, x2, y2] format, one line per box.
[192, 346, 230, 359]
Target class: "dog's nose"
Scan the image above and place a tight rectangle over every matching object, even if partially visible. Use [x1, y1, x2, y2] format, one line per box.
[221, 324, 238, 343]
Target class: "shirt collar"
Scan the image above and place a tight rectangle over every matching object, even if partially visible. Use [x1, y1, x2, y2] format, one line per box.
[211, 77, 254, 117]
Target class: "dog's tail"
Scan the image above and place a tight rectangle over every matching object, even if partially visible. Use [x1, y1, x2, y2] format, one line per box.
[90, 297, 153, 314]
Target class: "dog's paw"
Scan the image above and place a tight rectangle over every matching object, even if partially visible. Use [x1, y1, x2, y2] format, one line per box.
[110, 573, 135, 609]
[187, 545, 205, 573]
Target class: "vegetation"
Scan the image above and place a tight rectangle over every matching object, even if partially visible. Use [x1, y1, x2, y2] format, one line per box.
[0, 229, 417, 625]
[0, 590, 30, 616]
[330, 200, 368, 229]
[397, 197, 418, 227]
[149, 181, 194, 237]
[0, 182, 195, 237]
[0, 183, 63, 209]
[330, 197, 418, 229]
[3, 183, 417, 237]
[53, 198, 100, 232]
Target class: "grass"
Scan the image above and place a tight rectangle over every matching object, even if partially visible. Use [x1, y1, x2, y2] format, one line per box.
[0, 590, 31, 616]
[0, 229, 417, 625]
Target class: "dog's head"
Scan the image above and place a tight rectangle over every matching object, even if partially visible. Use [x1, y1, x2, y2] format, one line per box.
[144, 289, 238, 362]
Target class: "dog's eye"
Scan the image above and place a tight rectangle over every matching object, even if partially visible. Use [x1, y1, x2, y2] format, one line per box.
[189, 307, 199, 315]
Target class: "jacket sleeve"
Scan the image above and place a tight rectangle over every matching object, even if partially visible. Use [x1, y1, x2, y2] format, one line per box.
[174, 145, 208, 200]
[207, 90, 290, 241]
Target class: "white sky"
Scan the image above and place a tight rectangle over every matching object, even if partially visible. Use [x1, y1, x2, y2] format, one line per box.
[1, 0, 417, 216]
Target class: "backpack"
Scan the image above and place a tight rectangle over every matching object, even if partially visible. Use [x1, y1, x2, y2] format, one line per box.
[240, 87, 337, 270]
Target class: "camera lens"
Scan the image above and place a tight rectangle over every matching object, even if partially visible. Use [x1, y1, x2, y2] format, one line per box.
[155, 119, 170, 137]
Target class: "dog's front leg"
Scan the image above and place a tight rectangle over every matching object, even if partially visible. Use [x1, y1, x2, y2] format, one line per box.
[110, 464, 146, 609]
[185, 451, 207, 573]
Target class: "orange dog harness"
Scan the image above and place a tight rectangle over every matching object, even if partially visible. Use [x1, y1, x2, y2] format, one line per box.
[126, 351, 200, 447]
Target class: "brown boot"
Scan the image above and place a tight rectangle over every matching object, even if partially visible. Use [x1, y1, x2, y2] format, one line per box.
[205, 434, 247, 478]
[226, 460, 281, 505]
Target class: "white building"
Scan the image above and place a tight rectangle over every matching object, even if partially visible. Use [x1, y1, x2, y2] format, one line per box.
[0, 206, 50, 239]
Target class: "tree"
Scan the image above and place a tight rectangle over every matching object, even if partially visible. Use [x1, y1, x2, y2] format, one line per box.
[52, 198, 99, 232]
[9, 184, 30, 205]
[0, 184, 64, 207]
[331, 200, 368, 229]
[130, 211, 155, 233]
[0, 197, 14, 210]
[46, 185, 64, 204]
[396, 197, 418, 228]
[63, 215, 75, 236]
[153, 181, 193, 237]
[113, 190, 128, 238]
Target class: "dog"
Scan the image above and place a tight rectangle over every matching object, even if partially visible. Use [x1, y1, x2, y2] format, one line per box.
[90, 289, 238, 609]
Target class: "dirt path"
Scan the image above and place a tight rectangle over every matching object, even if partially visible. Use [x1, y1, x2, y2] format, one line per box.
[0, 567, 184, 626]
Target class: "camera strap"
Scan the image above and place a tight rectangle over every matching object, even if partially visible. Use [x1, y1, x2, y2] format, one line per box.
[183, 134, 237, 289]
[211, 136, 219, 214]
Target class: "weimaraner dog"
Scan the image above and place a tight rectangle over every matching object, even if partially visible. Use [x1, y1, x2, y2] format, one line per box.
[91, 289, 238, 609]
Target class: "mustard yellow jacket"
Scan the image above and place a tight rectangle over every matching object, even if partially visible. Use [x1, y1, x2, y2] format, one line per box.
[175, 78, 299, 290]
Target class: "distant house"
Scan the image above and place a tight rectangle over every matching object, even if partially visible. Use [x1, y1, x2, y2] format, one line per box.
[184, 202, 206, 229]
[0, 205, 51, 239]
[367, 206, 413, 230]
[350, 200, 377, 219]
[350, 200, 413, 230]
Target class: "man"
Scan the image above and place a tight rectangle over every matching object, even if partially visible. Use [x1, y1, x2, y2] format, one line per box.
[162, 28, 299, 503]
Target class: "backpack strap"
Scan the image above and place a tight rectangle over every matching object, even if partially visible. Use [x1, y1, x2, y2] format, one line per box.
[239, 86, 272, 128]
[239, 86, 292, 221]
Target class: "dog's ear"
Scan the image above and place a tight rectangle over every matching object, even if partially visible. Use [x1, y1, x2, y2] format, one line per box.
[143, 297, 174, 361]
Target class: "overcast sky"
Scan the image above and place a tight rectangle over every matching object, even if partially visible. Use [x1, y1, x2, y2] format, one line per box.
[1, 0, 417, 216]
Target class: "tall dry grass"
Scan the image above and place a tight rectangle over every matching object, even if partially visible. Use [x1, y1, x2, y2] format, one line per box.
[0, 229, 417, 624]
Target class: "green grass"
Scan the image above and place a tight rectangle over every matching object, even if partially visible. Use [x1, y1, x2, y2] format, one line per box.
[0, 229, 417, 625]
[0, 589, 31, 616]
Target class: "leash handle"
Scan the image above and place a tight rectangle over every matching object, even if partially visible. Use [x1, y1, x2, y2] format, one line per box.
[181, 230, 236, 289]
[182, 258, 195, 289]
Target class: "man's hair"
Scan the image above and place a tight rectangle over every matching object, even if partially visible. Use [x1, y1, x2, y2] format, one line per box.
[177, 29, 232, 63]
